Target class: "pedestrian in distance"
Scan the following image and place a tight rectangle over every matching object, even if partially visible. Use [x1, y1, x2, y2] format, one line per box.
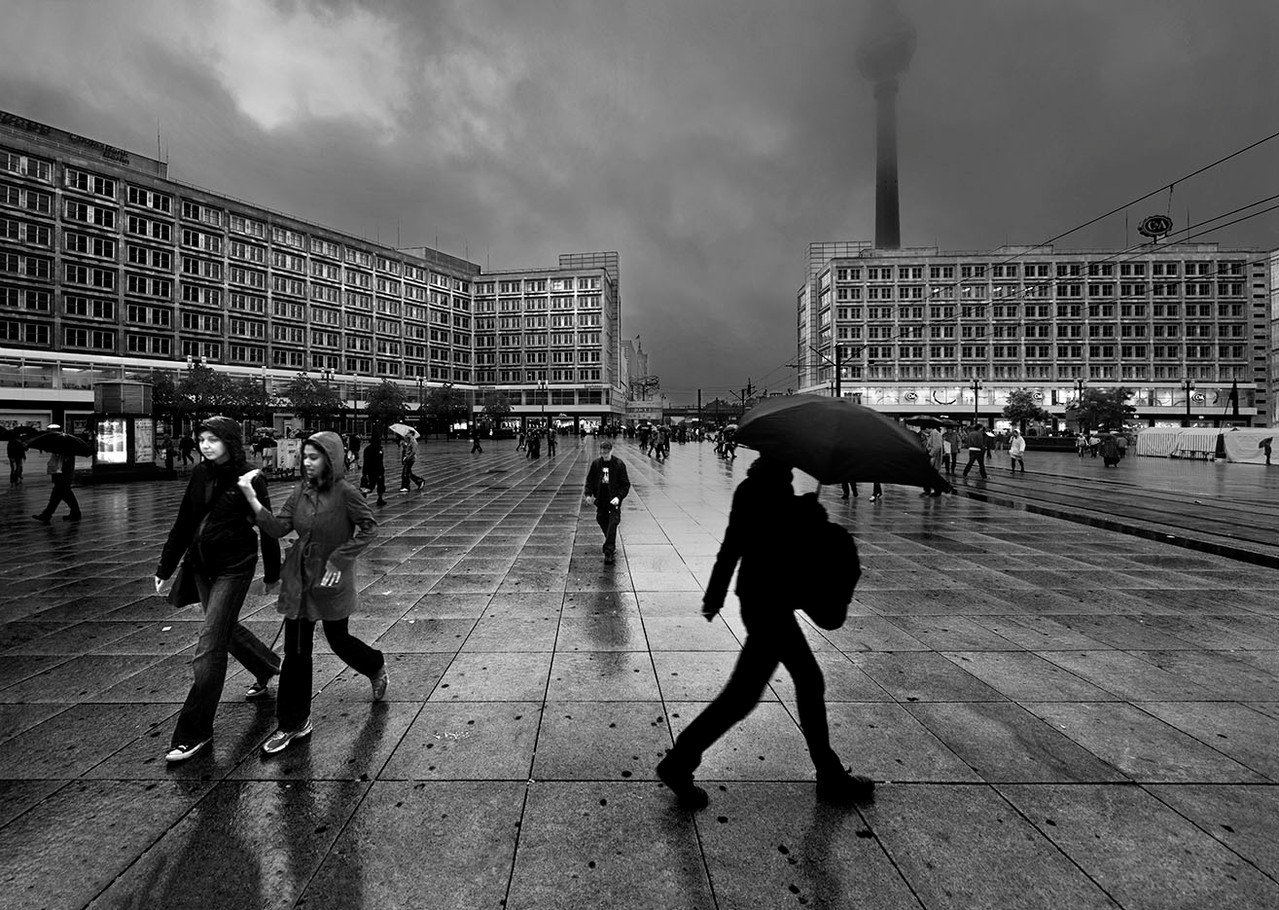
[546, 427, 557, 456]
[31, 426, 81, 523]
[656, 456, 873, 810]
[7, 435, 25, 486]
[1076, 432, 1088, 459]
[961, 423, 989, 480]
[179, 432, 197, 467]
[1116, 433, 1128, 461]
[399, 429, 424, 493]
[361, 436, 387, 505]
[583, 439, 630, 564]
[1101, 433, 1121, 468]
[1008, 428, 1026, 473]
[154, 416, 282, 763]
[470, 425, 483, 454]
[516, 430, 527, 452]
[347, 432, 362, 471]
[238, 431, 387, 756]
[921, 427, 944, 496]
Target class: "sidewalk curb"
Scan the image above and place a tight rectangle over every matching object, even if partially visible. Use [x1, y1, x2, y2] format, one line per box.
[955, 485, 1279, 570]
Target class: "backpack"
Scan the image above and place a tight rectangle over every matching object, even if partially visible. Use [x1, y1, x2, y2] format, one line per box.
[794, 493, 861, 630]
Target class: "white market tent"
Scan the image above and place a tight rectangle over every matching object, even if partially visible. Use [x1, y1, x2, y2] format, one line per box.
[1220, 427, 1275, 465]
[1135, 426, 1275, 463]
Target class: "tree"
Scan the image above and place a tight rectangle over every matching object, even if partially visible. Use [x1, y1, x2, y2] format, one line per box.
[283, 374, 343, 430]
[224, 376, 273, 425]
[421, 385, 470, 437]
[178, 364, 234, 421]
[480, 390, 512, 430]
[365, 380, 408, 437]
[1065, 387, 1136, 431]
[150, 369, 183, 429]
[1002, 389, 1051, 432]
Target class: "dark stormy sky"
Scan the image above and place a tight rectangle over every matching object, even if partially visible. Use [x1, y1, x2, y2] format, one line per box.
[3, 0, 1276, 403]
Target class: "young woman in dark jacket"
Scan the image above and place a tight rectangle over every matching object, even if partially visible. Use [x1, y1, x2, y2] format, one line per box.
[656, 455, 873, 809]
[155, 416, 281, 763]
[238, 431, 385, 755]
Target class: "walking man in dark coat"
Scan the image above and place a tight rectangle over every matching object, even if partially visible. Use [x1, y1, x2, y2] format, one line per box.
[655, 456, 873, 810]
[583, 440, 630, 564]
[32, 426, 81, 522]
[961, 424, 989, 480]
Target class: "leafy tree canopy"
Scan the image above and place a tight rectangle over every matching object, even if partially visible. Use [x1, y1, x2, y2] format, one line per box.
[1065, 386, 1136, 431]
[1002, 389, 1051, 429]
[365, 380, 408, 436]
[284, 374, 343, 430]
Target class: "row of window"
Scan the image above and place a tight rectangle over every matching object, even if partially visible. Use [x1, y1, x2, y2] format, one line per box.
[834, 364, 1250, 382]
[830, 343, 1248, 361]
[831, 302, 1250, 321]
[828, 282, 1248, 302]
[478, 277, 601, 294]
[830, 261, 1248, 282]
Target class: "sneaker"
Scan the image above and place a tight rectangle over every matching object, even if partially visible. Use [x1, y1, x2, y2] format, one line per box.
[816, 769, 875, 806]
[868, 494, 881, 502]
[245, 679, 273, 700]
[398, 488, 410, 493]
[414, 478, 424, 491]
[656, 752, 709, 810]
[165, 739, 211, 763]
[371, 666, 389, 701]
[261, 718, 313, 755]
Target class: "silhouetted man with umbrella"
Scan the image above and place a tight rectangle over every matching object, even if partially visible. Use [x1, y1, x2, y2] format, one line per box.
[656, 455, 873, 810]
[29, 424, 85, 522]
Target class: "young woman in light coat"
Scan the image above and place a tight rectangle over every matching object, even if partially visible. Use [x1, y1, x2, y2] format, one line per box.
[238, 430, 386, 755]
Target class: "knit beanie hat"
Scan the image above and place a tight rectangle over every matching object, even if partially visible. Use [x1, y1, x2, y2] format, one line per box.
[197, 416, 242, 443]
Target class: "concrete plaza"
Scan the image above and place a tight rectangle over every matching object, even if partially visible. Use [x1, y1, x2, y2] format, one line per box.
[2, 437, 1278, 909]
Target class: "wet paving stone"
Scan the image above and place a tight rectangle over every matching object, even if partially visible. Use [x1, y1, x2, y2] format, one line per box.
[863, 783, 1120, 910]
[1, 778, 212, 910]
[998, 783, 1279, 910]
[3, 442, 1279, 906]
[507, 781, 715, 910]
[381, 702, 539, 780]
[86, 780, 368, 910]
[697, 782, 920, 909]
[298, 781, 524, 909]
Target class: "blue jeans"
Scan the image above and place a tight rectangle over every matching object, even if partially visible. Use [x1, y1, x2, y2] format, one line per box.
[171, 567, 279, 747]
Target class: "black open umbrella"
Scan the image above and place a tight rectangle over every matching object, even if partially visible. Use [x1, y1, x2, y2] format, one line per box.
[904, 415, 958, 429]
[736, 394, 934, 485]
[0, 426, 37, 443]
[24, 430, 94, 458]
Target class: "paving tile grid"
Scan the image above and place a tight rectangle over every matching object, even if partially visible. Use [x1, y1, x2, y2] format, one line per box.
[0, 436, 1277, 909]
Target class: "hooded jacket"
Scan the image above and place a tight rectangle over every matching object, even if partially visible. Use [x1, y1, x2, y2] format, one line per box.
[157, 441, 280, 585]
[704, 457, 799, 608]
[254, 430, 377, 621]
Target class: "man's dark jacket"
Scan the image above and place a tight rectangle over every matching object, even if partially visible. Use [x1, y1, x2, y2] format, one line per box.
[584, 456, 631, 508]
[704, 459, 797, 608]
[157, 460, 280, 584]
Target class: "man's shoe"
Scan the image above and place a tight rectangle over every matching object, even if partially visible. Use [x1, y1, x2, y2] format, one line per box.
[656, 753, 709, 810]
[371, 666, 389, 702]
[816, 769, 875, 806]
[868, 494, 881, 502]
[376, 499, 387, 506]
[414, 479, 424, 491]
[245, 679, 274, 701]
[398, 488, 410, 493]
[603, 552, 615, 564]
[31, 513, 50, 523]
[262, 718, 313, 755]
[165, 739, 211, 763]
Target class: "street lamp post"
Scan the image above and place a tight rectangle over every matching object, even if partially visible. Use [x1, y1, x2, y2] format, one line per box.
[538, 378, 547, 428]
[1182, 378, 1196, 428]
[971, 376, 982, 423]
[319, 367, 337, 432]
[1074, 377, 1086, 431]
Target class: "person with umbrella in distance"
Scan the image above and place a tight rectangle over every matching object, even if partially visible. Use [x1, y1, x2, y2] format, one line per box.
[6, 429, 26, 487]
[656, 455, 874, 810]
[390, 424, 424, 493]
[28, 424, 87, 522]
[583, 439, 630, 564]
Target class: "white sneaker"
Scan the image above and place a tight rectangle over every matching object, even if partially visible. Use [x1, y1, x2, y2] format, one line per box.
[261, 718, 313, 755]
[165, 739, 211, 763]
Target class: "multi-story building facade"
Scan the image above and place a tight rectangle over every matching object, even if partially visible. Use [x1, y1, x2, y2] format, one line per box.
[0, 110, 625, 433]
[798, 241, 1271, 427]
